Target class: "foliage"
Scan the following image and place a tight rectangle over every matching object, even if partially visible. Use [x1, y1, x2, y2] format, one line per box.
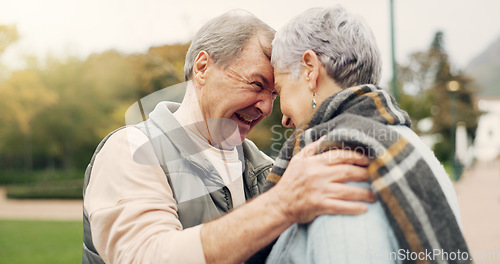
[0, 25, 19, 56]
[0, 169, 83, 199]
[0, 220, 82, 264]
[0, 168, 81, 185]
[397, 31, 481, 162]
[1, 23, 482, 185]
[0, 22, 280, 174]
[6, 180, 83, 199]
[0, 27, 190, 171]
[0, 25, 19, 80]
[0, 70, 58, 169]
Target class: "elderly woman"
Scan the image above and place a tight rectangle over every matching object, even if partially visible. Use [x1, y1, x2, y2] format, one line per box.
[265, 6, 470, 263]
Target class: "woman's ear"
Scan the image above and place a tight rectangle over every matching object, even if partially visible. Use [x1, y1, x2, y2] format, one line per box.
[301, 50, 321, 92]
[193, 51, 210, 86]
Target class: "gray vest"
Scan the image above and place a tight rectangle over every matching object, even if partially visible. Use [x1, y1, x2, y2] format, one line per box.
[82, 103, 272, 263]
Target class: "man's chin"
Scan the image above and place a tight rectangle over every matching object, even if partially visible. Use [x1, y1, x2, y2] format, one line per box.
[238, 131, 247, 143]
[215, 129, 244, 149]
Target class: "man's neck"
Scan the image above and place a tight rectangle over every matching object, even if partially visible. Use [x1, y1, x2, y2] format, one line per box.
[174, 81, 243, 150]
[173, 82, 211, 143]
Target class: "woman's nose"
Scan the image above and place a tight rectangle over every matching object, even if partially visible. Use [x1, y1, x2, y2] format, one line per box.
[282, 115, 293, 128]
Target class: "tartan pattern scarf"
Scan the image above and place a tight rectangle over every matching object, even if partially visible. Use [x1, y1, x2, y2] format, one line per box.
[265, 84, 471, 264]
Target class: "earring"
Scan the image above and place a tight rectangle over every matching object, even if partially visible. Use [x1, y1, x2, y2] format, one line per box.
[312, 91, 317, 109]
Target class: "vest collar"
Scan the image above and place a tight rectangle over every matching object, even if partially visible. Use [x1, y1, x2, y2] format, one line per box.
[148, 101, 273, 189]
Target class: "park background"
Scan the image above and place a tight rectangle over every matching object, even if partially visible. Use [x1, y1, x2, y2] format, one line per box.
[1, 0, 499, 263]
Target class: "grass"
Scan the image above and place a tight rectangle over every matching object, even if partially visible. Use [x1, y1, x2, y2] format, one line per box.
[0, 220, 82, 264]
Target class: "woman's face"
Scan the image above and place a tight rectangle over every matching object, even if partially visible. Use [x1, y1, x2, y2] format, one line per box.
[274, 71, 313, 129]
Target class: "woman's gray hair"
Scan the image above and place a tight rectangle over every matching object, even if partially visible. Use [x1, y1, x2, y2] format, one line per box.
[271, 6, 382, 88]
[184, 10, 275, 81]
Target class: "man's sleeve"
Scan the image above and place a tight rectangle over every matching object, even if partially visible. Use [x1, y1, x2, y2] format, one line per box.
[84, 127, 206, 264]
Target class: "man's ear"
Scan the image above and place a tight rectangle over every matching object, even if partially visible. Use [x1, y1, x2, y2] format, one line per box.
[301, 50, 321, 92]
[193, 51, 210, 86]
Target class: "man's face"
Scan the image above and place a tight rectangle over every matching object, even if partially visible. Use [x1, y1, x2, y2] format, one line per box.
[198, 33, 276, 144]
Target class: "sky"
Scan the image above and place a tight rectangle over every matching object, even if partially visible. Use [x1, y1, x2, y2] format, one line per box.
[1, 0, 499, 85]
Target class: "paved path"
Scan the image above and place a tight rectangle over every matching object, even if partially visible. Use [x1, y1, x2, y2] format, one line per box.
[0, 187, 82, 221]
[454, 160, 500, 263]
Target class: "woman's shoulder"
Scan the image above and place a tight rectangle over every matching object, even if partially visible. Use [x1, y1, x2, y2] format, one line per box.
[387, 125, 462, 223]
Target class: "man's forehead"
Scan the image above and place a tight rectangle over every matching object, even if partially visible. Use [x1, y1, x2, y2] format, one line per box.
[227, 34, 274, 84]
[256, 32, 273, 60]
[241, 32, 272, 57]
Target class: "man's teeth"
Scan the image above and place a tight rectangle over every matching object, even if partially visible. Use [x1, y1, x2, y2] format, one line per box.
[236, 113, 255, 123]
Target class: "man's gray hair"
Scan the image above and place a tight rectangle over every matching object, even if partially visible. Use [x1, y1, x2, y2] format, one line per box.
[184, 10, 275, 81]
[271, 6, 381, 88]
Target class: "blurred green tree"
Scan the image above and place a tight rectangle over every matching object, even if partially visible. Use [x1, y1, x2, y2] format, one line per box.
[0, 25, 19, 79]
[397, 31, 480, 162]
[0, 70, 58, 170]
[128, 44, 189, 98]
[0, 42, 190, 170]
[0, 25, 18, 56]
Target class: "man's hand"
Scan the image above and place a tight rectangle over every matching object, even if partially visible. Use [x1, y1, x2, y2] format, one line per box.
[269, 136, 376, 224]
[201, 137, 376, 264]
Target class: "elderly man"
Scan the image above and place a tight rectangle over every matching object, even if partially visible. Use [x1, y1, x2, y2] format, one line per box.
[82, 10, 374, 264]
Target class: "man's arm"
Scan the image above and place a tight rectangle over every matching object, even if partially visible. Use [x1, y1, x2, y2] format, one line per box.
[85, 127, 209, 263]
[86, 129, 374, 263]
[201, 138, 376, 263]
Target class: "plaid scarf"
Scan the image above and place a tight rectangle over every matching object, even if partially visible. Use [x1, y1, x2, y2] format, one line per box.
[265, 85, 471, 264]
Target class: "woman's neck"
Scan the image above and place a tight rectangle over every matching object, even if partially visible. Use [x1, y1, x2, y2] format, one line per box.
[315, 73, 344, 108]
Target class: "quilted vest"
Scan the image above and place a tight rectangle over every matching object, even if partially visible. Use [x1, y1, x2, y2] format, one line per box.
[82, 102, 272, 263]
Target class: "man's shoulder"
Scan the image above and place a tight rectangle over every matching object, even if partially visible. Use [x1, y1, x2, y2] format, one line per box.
[242, 139, 274, 166]
[101, 126, 150, 148]
[89, 126, 157, 167]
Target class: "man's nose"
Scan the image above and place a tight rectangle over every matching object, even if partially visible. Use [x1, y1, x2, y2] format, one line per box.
[255, 93, 274, 117]
[282, 115, 293, 128]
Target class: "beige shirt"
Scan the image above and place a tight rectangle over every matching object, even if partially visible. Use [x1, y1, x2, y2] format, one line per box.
[84, 103, 246, 263]
[173, 91, 246, 208]
[183, 127, 246, 208]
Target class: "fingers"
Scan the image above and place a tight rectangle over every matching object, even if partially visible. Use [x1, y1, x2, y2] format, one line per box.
[313, 184, 376, 217]
[278, 137, 378, 223]
[325, 183, 377, 203]
[302, 161, 370, 183]
[320, 200, 368, 216]
[319, 164, 370, 183]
